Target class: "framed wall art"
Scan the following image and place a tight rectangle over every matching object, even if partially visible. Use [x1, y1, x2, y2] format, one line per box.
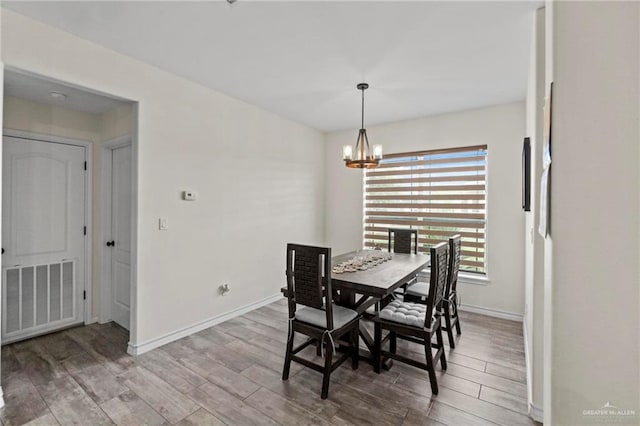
[522, 137, 531, 211]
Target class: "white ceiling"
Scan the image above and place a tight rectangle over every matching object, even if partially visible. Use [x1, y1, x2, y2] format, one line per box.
[4, 69, 127, 114]
[2, 1, 541, 132]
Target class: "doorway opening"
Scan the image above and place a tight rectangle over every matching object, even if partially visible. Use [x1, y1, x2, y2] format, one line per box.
[2, 68, 138, 347]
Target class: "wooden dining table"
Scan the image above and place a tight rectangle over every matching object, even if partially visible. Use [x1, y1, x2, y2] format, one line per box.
[281, 250, 430, 368]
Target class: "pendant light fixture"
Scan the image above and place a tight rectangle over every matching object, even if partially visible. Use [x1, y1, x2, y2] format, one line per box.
[343, 83, 382, 169]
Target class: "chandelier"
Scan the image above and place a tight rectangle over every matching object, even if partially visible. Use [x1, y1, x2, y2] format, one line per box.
[343, 83, 382, 168]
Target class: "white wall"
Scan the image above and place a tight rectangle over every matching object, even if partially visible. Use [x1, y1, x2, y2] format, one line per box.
[0, 6, 4, 408]
[99, 103, 132, 142]
[551, 2, 639, 424]
[1, 9, 326, 348]
[542, 2, 554, 422]
[523, 7, 545, 422]
[524, 5, 536, 356]
[325, 102, 526, 316]
[3, 96, 100, 141]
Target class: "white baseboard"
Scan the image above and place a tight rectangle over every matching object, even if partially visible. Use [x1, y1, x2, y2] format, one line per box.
[530, 402, 543, 422]
[459, 303, 523, 322]
[127, 293, 282, 356]
[0, 385, 4, 408]
[86, 316, 99, 325]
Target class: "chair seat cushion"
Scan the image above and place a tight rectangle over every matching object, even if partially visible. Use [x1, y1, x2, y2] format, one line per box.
[295, 305, 358, 330]
[379, 300, 427, 328]
[405, 281, 430, 298]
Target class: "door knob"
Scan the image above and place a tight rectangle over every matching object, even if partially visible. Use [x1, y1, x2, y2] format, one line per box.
[106, 241, 115, 247]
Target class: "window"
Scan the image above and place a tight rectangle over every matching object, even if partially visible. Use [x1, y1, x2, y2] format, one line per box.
[363, 145, 487, 274]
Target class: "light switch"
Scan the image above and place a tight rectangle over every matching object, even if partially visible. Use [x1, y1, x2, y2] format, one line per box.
[159, 217, 168, 230]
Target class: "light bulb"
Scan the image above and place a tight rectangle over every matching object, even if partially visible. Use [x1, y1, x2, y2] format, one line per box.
[373, 145, 383, 159]
[343, 145, 353, 161]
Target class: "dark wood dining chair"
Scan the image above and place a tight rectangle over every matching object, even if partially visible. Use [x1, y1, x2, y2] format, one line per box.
[405, 234, 463, 348]
[388, 228, 419, 294]
[442, 234, 462, 347]
[282, 243, 360, 399]
[388, 228, 418, 254]
[373, 241, 449, 394]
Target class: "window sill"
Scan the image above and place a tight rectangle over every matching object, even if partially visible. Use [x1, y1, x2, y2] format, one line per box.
[416, 271, 490, 286]
[459, 273, 490, 286]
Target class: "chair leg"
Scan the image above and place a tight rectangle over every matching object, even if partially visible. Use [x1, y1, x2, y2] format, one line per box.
[390, 331, 397, 354]
[453, 296, 462, 335]
[374, 322, 382, 374]
[436, 324, 447, 371]
[316, 339, 322, 356]
[424, 332, 439, 395]
[282, 329, 295, 381]
[351, 326, 359, 370]
[443, 302, 456, 349]
[321, 334, 333, 399]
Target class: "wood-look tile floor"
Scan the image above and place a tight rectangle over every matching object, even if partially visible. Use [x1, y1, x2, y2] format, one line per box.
[0, 299, 541, 426]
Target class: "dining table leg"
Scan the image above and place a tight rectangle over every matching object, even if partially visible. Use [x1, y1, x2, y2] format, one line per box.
[336, 289, 393, 371]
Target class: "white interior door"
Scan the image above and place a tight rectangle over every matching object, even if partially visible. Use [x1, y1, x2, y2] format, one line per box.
[109, 144, 132, 330]
[2, 136, 86, 343]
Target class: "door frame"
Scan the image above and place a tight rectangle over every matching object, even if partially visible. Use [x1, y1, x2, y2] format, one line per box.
[2, 128, 94, 325]
[2, 66, 140, 352]
[99, 135, 132, 326]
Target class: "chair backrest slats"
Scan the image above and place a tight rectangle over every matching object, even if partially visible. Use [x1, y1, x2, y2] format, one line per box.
[285, 243, 333, 329]
[445, 235, 462, 299]
[425, 241, 449, 328]
[388, 228, 418, 254]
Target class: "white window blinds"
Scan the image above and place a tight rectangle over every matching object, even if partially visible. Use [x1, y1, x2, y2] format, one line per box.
[364, 145, 487, 273]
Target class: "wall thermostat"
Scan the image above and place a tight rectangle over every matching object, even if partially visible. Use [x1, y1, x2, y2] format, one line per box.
[182, 191, 198, 201]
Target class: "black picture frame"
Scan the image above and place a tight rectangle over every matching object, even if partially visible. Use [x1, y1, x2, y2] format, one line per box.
[522, 137, 531, 211]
